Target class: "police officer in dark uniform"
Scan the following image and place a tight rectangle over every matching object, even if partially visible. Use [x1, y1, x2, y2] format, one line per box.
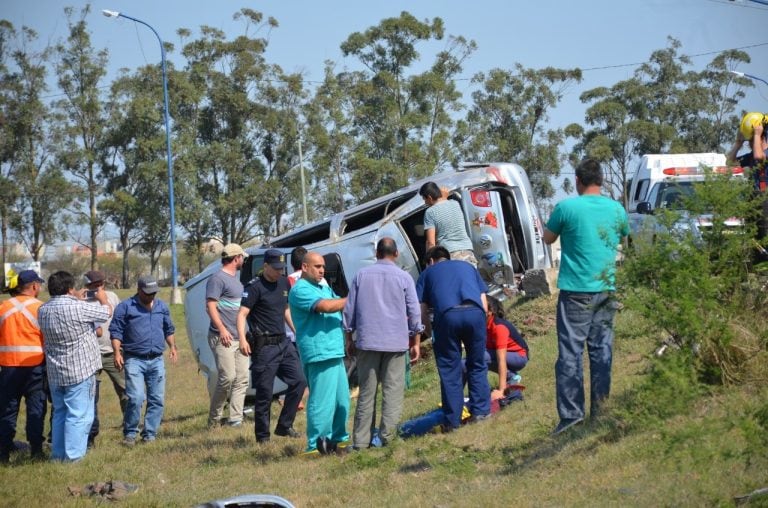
[237, 249, 307, 443]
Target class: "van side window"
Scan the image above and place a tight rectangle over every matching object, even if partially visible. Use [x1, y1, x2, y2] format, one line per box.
[633, 179, 649, 202]
[271, 222, 331, 247]
[342, 191, 417, 235]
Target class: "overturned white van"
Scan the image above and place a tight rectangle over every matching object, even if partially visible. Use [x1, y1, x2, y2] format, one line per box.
[184, 162, 552, 392]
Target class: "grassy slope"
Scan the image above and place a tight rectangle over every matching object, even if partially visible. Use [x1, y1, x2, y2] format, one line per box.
[1, 290, 766, 507]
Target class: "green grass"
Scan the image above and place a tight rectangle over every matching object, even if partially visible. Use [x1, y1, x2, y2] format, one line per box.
[1, 291, 767, 506]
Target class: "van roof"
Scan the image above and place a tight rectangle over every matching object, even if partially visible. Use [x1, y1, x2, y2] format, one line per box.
[640, 153, 727, 171]
[267, 162, 531, 242]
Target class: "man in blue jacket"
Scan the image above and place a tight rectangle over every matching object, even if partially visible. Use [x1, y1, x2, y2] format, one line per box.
[110, 275, 177, 447]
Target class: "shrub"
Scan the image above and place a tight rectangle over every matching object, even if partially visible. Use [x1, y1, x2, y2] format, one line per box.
[619, 171, 768, 385]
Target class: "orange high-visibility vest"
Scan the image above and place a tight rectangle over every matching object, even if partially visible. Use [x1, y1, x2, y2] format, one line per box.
[0, 296, 44, 367]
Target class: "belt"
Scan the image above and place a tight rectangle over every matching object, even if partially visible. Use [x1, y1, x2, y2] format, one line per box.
[450, 303, 479, 310]
[124, 351, 163, 360]
[263, 334, 287, 346]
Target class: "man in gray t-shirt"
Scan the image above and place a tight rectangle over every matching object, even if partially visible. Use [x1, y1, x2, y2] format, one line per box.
[419, 181, 477, 266]
[206, 243, 250, 428]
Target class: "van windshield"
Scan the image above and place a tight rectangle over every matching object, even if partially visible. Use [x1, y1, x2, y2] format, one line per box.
[651, 182, 696, 210]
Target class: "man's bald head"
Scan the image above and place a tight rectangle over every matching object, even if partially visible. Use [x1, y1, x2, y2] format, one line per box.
[302, 251, 326, 284]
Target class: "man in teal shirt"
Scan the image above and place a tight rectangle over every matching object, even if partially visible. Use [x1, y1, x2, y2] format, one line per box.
[288, 251, 349, 454]
[543, 159, 629, 435]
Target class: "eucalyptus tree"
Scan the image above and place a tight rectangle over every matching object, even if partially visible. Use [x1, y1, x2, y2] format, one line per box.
[101, 65, 173, 286]
[456, 64, 582, 200]
[568, 38, 751, 205]
[338, 11, 475, 202]
[54, 5, 109, 269]
[0, 22, 75, 262]
[304, 62, 359, 216]
[0, 20, 22, 267]
[176, 9, 305, 246]
[253, 71, 308, 237]
[164, 51, 214, 272]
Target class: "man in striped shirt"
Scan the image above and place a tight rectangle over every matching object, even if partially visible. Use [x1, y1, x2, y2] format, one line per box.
[39, 271, 112, 462]
[419, 181, 478, 267]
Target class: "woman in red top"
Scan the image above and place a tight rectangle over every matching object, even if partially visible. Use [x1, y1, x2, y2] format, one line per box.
[485, 296, 528, 400]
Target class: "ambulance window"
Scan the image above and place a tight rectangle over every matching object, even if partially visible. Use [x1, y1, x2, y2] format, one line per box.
[634, 179, 649, 202]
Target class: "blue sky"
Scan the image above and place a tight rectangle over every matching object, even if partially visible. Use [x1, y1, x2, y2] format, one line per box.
[4, 0, 768, 193]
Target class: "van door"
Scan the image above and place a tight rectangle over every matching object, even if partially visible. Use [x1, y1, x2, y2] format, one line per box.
[462, 186, 520, 291]
[378, 222, 420, 280]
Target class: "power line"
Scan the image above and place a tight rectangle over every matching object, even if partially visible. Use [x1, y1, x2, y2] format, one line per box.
[704, 0, 768, 10]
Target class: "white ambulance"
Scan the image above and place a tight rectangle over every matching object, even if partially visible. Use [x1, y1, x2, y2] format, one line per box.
[627, 153, 744, 241]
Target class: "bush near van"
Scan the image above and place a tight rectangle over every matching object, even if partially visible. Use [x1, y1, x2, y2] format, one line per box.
[184, 162, 552, 393]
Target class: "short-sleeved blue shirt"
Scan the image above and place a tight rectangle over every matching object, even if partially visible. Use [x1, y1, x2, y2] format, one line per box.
[416, 260, 488, 319]
[240, 274, 289, 335]
[546, 195, 629, 292]
[288, 278, 344, 364]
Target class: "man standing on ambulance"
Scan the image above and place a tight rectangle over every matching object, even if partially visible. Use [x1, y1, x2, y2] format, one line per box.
[0, 270, 47, 463]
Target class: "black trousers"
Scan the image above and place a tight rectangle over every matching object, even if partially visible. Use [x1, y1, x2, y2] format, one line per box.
[0, 365, 47, 455]
[251, 340, 307, 440]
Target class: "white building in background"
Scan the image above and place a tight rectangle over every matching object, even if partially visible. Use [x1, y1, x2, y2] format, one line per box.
[42, 239, 122, 262]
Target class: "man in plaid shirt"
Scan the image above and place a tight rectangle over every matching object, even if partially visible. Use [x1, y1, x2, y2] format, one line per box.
[39, 271, 112, 462]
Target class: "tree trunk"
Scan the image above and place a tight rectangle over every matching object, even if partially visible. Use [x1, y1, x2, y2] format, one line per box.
[89, 163, 98, 270]
[121, 231, 130, 289]
[1, 213, 7, 272]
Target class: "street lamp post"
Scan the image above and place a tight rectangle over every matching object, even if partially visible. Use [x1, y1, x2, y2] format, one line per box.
[103, 10, 181, 304]
[730, 70, 768, 88]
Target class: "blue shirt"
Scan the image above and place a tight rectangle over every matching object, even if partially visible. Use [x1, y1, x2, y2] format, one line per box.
[343, 259, 423, 352]
[288, 278, 344, 364]
[546, 195, 629, 292]
[109, 295, 175, 356]
[416, 260, 488, 320]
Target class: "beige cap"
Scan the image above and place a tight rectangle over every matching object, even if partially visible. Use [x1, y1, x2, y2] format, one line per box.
[221, 243, 248, 258]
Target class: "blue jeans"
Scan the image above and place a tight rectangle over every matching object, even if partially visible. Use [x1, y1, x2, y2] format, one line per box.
[124, 355, 165, 440]
[433, 306, 490, 428]
[485, 350, 528, 382]
[555, 290, 617, 421]
[50, 375, 95, 462]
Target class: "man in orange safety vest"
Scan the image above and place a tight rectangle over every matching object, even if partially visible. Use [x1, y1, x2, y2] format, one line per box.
[0, 269, 46, 463]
